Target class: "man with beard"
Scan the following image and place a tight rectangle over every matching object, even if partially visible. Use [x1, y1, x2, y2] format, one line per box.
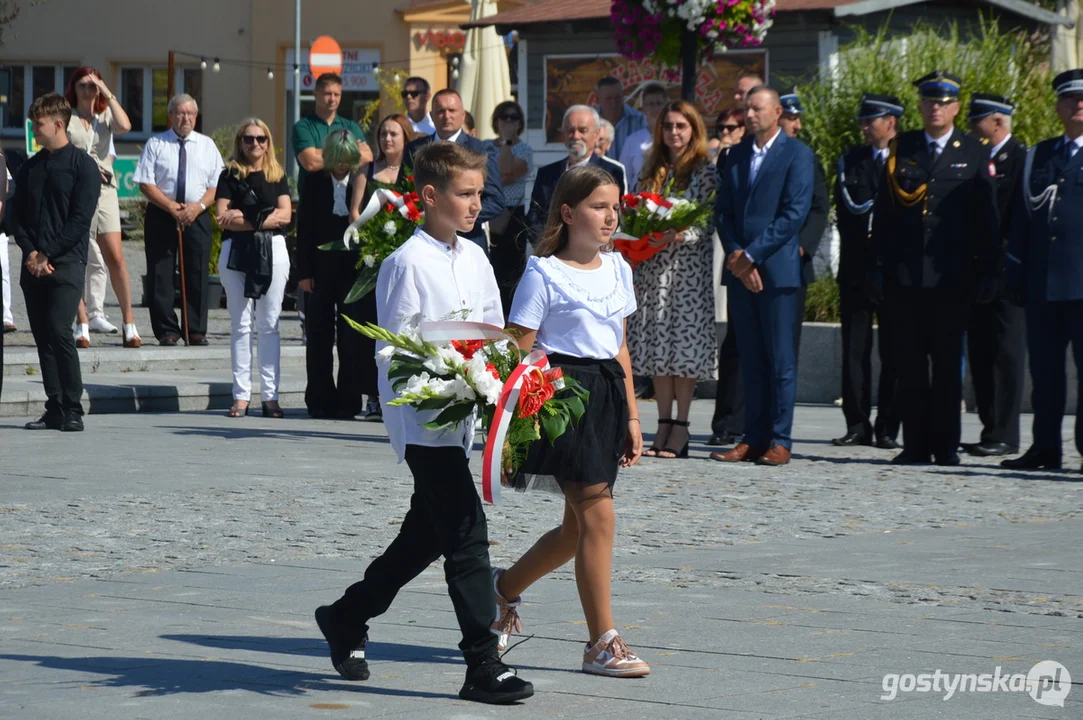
[527, 105, 625, 239]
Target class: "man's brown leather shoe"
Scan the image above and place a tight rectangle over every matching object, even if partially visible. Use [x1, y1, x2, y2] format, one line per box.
[755, 445, 792, 466]
[709, 442, 764, 463]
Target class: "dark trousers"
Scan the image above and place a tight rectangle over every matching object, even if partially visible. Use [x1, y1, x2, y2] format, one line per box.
[144, 204, 211, 340]
[711, 320, 745, 437]
[839, 282, 900, 439]
[21, 262, 85, 416]
[890, 290, 968, 459]
[730, 282, 799, 450]
[1025, 300, 1083, 456]
[967, 295, 1025, 448]
[488, 208, 529, 319]
[304, 261, 371, 417]
[332, 445, 499, 663]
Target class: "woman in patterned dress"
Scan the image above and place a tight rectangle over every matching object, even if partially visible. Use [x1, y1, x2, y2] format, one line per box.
[628, 101, 718, 458]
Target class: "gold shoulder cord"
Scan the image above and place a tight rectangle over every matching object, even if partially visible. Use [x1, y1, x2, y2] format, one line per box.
[885, 137, 928, 210]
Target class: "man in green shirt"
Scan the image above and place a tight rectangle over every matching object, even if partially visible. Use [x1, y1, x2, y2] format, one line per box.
[293, 72, 373, 187]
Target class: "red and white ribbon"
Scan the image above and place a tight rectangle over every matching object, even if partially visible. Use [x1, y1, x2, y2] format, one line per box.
[481, 350, 550, 505]
[342, 187, 423, 248]
[419, 321, 515, 345]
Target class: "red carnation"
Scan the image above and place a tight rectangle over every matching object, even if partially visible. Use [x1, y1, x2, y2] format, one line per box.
[486, 363, 500, 380]
[384, 202, 396, 214]
[622, 194, 639, 208]
[451, 339, 486, 360]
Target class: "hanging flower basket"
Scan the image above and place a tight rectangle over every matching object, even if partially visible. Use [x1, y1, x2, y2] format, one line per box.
[611, 0, 776, 66]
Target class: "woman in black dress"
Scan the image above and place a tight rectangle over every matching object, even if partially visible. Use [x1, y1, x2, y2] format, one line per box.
[347, 114, 417, 419]
[296, 129, 367, 419]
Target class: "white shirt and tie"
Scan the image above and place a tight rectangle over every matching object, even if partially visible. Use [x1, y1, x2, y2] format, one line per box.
[989, 134, 1013, 160]
[1062, 134, 1083, 161]
[743, 128, 784, 264]
[132, 128, 224, 203]
[923, 130, 952, 159]
[376, 227, 504, 462]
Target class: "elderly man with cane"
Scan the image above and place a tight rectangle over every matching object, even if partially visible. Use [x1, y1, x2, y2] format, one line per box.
[134, 94, 224, 346]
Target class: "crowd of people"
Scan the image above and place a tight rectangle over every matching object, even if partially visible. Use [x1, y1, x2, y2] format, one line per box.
[2, 65, 1081, 476]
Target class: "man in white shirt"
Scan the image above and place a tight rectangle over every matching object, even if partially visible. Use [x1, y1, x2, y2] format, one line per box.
[402, 76, 436, 136]
[133, 94, 224, 346]
[314, 141, 533, 706]
[618, 81, 668, 189]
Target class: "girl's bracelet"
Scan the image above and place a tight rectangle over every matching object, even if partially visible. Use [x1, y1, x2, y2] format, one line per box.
[629, 418, 640, 423]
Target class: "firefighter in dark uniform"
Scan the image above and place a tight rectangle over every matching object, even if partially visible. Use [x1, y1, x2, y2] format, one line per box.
[831, 93, 903, 450]
[869, 71, 999, 466]
[1002, 69, 1083, 475]
[961, 93, 1027, 457]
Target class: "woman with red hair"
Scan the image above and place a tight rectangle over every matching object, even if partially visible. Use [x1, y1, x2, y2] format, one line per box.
[64, 67, 140, 348]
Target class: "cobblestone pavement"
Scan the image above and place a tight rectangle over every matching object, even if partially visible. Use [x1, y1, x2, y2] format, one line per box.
[2, 404, 1079, 617]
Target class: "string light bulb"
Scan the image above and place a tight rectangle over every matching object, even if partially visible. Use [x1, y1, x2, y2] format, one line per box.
[293, 64, 299, 76]
[451, 69, 460, 81]
[267, 68, 274, 80]
[212, 58, 221, 73]
[200, 58, 207, 70]
[372, 62, 380, 76]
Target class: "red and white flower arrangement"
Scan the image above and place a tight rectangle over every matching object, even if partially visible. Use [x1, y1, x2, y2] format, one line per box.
[612, 188, 714, 268]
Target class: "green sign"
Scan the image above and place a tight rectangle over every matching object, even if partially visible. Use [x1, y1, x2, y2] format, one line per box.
[114, 156, 140, 201]
[25, 118, 41, 156]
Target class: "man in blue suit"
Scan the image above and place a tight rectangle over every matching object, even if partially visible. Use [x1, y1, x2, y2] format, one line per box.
[403, 89, 505, 253]
[710, 86, 815, 467]
[526, 105, 625, 239]
[1002, 68, 1083, 475]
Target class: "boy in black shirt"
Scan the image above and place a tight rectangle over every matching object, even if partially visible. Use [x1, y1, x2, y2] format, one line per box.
[13, 93, 101, 431]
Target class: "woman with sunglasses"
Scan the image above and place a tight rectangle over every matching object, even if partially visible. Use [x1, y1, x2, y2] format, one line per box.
[63, 67, 141, 349]
[709, 108, 746, 165]
[215, 119, 293, 418]
[486, 100, 534, 316]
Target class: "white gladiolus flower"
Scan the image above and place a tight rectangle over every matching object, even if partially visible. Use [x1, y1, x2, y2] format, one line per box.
[423, 346, 464, 375]
[403, 372, 432, 397]
[383, 220, 398, 236]
[467, 355, 504, 406]
[362, 255, 376, 268]
[377, 344, 396, 361]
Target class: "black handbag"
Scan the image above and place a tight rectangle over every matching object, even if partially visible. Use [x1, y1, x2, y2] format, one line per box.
[224, 172, 276, 298]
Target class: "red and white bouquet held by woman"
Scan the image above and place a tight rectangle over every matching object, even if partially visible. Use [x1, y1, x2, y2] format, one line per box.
[612, 187, 715, 268]
[320, 174, 424, 303]
[351, 317, 589, 504]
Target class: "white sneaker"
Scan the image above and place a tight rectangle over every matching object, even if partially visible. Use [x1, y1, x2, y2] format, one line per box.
[88, 315, 119, 334]
[490, 568, 522, 652]
[582, 629, 650, 677]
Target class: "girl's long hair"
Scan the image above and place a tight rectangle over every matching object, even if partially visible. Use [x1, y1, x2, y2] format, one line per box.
[226, 118, 285, 183]
[640, 100, 709, 193]
[534, 165, 619, 258]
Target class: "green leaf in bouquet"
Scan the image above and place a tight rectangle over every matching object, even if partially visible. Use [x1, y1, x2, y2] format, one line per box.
[564, 394, 586, 423]
[318, 238, 349, 251]
[424, 401, 477, 430]
[344, 268, 379, 304]
[540, 410, 568, 445]
[416, 396, 456, 411]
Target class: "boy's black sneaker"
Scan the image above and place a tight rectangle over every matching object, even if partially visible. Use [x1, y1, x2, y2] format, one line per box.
[458, 655, 534, 705]
[314, 605, 370, 681]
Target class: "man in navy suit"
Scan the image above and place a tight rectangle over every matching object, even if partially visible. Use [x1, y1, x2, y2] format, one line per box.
[1002, 68, 1083, 476]
[526, 105, 626, 239]
[711, 86, 815, 467]
[403, 89, 505, 252]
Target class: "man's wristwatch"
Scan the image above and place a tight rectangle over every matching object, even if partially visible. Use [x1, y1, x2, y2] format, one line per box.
[199, 202, 207, 211]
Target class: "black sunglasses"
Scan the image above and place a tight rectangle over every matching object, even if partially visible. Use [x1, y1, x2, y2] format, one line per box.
[499, 113, 522, 122]
[401, 90, 422, 98]
[718, 124, 740, 133]
[242, 135, 268, 146]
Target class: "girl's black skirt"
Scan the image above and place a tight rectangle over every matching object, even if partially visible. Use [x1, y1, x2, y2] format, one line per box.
[509, 353, 629, 495]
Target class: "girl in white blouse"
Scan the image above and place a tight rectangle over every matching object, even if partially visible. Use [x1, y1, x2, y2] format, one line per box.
[492, 164, 650, 678]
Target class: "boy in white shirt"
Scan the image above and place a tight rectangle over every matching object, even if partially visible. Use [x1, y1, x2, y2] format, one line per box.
[315, 142, 533, 705]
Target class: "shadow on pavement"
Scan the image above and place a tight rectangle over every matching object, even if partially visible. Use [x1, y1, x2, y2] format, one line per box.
[160, 634, 462, 666]
[0, 653, 456, 700]
[161, 425, 389, 443]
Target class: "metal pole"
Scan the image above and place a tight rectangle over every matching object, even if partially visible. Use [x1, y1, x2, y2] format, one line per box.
[680, 28, 696, 102]
[168, 50, 176, 101]
[292, 0, 302, 181]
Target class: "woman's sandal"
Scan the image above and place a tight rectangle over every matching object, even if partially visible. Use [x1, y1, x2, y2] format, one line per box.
[262, 402, 285, 419]
[644, 418, 675, 457]
[657, 420, 690, 459]
[227, 402, 249, 418]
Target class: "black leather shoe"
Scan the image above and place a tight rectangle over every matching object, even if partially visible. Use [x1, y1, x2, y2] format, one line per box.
[891, 451, 931, 465]
[707, 432, 737, 447]
[964, 441, 1017, 457]
[159, 335, 179, 347]
[315, 606, 370, 681]
[187, 334, 209, 346]
[935, 453, 961, 466]
[25, 413, 63, 430]
[875, 435, 901, 450]
[1001, 447, 1062, 471]
[61, 413, 84, 432]
[832, 432, 872, 447]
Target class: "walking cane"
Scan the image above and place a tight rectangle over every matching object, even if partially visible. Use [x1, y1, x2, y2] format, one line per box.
[175, 222, 190, 345]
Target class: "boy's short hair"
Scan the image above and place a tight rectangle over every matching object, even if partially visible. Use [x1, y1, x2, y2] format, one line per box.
[28, 92, 72, 127]
[315, 73, 343, 91]
[413, 141, 487, 193]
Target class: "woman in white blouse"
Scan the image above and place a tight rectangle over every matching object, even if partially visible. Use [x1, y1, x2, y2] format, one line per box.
[490, 164, 650, 679]
[64, 67, 140, 348]
[486, 101, 534, 316]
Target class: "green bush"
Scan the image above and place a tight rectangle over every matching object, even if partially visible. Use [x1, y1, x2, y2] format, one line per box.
[804, 275, 842, 323]
[793, 17, 1061, 198]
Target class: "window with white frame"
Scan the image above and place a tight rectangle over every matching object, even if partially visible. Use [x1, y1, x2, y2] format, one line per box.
[1, 64, 80, 133]
[118, 66, 204, 137]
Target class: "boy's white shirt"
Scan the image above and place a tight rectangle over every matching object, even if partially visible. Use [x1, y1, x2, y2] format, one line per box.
[375, 226, 504, 463]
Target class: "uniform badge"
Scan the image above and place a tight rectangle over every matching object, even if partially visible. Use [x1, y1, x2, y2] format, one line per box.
[953, 140, 961, 148]
[988, 162, 996, 177]
[950, 163, 969, 169]
[999, 152, 1008, 161]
